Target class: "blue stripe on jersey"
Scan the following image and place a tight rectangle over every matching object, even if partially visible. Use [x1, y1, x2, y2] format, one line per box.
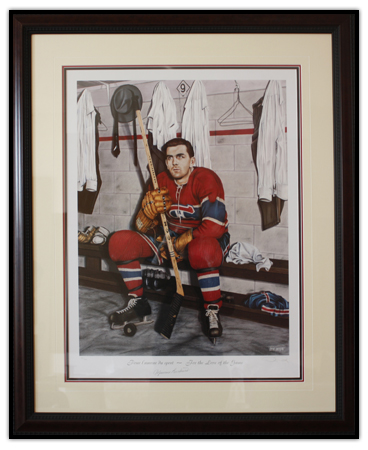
[201, 198, 226, 223]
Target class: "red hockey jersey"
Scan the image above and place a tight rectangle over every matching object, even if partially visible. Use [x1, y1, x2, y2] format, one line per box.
[155, 167, 228, 239]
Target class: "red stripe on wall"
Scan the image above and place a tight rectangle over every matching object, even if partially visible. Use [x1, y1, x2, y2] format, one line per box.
[211, 129, 254, 136]
[99, 134, 145, 142]
[99, 128, 287, 142]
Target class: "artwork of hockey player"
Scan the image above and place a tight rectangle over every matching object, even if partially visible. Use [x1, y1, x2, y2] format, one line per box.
[72, 74, 297, 375]
[108, 137, 230, 343]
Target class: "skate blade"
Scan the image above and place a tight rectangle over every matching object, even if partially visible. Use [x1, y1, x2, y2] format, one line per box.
[110, 317, 154, 330]
[110, 322, 126, 330]
[135, 319, 154, 326]
[211, 338, 217, 345]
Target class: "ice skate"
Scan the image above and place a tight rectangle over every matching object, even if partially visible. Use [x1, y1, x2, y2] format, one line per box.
[205, 304, 222, 345]
[109, 296, 153, 336]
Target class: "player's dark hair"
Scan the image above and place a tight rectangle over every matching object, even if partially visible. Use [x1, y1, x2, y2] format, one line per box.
[162, 138, 194, 158]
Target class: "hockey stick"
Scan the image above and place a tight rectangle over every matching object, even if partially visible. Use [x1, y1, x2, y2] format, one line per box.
[135, 108, 185, 339]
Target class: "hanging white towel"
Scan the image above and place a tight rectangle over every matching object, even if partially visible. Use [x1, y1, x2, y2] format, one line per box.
[181, 80, 211, 168]
[146, 81, 179, 150]
[225, 241, 273, 272]
[77, 89, 97, 192]
[256, 80, 288, 202]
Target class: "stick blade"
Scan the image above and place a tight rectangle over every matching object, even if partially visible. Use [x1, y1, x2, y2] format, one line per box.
[159, 292, 184, 340]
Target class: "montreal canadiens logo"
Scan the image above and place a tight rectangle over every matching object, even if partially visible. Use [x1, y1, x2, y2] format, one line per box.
[169, 204, 195, 219]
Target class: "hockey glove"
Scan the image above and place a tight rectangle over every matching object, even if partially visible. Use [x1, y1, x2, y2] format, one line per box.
[159, 230, 193, 262]
[135, 209, 159, 234]
[141, 187, 172, 220]
[135, 187, 172, 234]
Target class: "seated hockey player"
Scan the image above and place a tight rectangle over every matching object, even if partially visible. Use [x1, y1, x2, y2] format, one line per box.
[108, 137, 230, 341]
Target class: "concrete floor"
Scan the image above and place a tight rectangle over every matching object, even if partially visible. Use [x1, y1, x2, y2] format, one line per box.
[79, 286, 289, 357]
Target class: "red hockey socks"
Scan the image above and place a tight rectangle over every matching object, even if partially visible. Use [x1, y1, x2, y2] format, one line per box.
[117, 260, 144, 298]
[197, 269, 223, 309]
[109, 230, 156, 298]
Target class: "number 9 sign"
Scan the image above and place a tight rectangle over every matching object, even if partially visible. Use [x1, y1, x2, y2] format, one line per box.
[176, 80, 190, 97]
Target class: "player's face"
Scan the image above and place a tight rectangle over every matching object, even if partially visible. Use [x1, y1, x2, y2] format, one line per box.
[165, 145, 195, 185]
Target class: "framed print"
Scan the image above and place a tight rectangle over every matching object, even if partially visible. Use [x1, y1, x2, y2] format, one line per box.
[67, 68, 298, 382]
[11, 12, 358, 436]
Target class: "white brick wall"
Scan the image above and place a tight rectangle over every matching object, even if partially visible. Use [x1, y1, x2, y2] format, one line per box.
[220, 172, 255, 198]
[254, 226, 289, 256]
[210, 145, 235, 171]
[234, 144, 255, 171]
[78, 80, 289, 297]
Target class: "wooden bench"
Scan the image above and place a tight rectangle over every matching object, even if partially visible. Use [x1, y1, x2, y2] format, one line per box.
[78, 242, 289, 328]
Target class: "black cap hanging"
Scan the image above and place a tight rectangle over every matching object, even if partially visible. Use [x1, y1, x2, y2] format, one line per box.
[110, 84, 143, 160]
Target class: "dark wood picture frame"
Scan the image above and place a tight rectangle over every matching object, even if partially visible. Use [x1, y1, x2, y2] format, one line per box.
[11, 12, 358, 437]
